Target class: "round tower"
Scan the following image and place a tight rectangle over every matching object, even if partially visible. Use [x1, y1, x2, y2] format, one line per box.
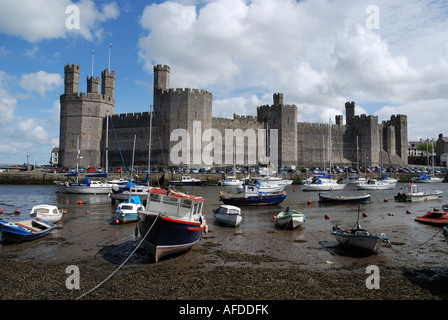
[101, 69, 115, 98]
[64, 64, 80, 94]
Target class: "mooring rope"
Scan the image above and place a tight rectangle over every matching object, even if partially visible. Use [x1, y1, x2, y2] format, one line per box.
[76, 214, 159, 300]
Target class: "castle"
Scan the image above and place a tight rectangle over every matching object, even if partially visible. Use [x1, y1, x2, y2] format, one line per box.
[59, 64, 408, 169]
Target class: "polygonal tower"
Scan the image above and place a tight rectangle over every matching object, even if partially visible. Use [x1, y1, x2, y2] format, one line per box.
[59, 64, 115, 168]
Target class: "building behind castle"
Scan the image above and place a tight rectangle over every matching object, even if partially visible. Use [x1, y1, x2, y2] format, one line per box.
[59, 64, 408, 169]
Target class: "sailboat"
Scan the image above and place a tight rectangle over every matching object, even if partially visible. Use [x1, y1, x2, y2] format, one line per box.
[303, 119, 346, 191]
[221, 144, 244, 186]
[412, 139, 443, 183]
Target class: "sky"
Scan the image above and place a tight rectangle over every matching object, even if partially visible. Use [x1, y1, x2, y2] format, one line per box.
[0, 0, 447, 165]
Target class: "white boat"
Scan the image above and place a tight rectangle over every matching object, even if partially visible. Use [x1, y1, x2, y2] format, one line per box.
[65, 178, 114, 194]
[258, 176, 293, 186]
[170, 176, 205, 186]
[379, 175, 398, 184]
[411, 174, 443, 183]
[341, 176, 367, 184]
[112, 196, 145, 224]
[274, 206, 305, 229]
[29, 204, 63, 223]
[302, 175, 346, 191]
[356, 179, 396, 190]
[237, 180, 284, 193]
[213, 205, 242, 227]
[331, 207, 391, 253]
[220, 177, 244, 186]
[394, 183, 443, 202]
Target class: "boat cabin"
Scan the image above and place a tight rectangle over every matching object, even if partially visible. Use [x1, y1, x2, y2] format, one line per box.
[144, 188, 205, 222]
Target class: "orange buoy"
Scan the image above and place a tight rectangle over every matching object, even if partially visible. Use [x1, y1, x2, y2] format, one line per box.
[227, 190, 231, 194]
[324, 214, 330, 219]
[293, 189, 296, 192]
[433, 207, 439, 211]
[62, 209, 67, 214]
[85, 210, 90, 214]
[362, 212, 368, 217]
[14, 209, 20, 215]
[272, 215, 277, 220]
[115, 219, 119, 224]
[77, 200, 83, 205]
[388, 212, 394, 216]
[307, 200, 312, 205]
[384, 198, 388, 202]
[406, 209, 411, 214]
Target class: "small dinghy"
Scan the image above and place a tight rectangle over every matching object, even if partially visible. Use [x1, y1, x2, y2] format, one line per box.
[274, 206, 305, 230]
[331, 206, 391, 253]
[112, 196, 145, 224]
[29, 204, 63, 223]
[414, 210, 448, 226]
[0, 218, 55, 243]
[213, 205, 242, 227]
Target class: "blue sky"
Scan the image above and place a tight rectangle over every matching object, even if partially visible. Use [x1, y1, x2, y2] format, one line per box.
[0, 0, 448, 165]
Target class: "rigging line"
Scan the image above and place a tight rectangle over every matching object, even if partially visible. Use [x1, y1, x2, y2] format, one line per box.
[109, 116, 129, 179]
[76, 214, 159, 300]
[390, 227, 444, 253]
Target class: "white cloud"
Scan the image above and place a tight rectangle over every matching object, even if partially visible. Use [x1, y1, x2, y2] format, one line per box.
[137, 0, 448, 128]
[0, 0, 120, 43]
[0, 71, 17, 125]
[20, 71, 63, 96]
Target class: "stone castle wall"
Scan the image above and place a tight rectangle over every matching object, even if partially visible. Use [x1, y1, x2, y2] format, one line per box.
[59, 64, 408, 169]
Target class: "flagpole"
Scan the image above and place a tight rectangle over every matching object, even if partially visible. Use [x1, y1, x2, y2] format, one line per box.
[91, 49, 94, 76]
[108, 43, 112, 71]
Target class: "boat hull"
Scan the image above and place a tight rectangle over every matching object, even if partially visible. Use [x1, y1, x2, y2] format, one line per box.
[318, 193, 371, 204]
[65, 186, 112, 194]
[275, 211, 305, 229]
[0, 218, 55, 243]
[219, 192, 286, 206]
[169, 181, 205, 186]
[331, 226, 390, 252]
[138, 212, 206, 262]
[214, 212, 242, 227]
[302, 183, 346, 191]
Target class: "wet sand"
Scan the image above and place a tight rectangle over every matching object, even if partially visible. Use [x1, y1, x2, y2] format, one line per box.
[1, 184, 448, 304]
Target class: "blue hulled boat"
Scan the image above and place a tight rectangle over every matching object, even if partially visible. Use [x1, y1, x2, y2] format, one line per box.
[219, 185, 286, 206]
[112, 195, 145, 224]
[0, 217, 55, 243]
[137, 187, 207, 262]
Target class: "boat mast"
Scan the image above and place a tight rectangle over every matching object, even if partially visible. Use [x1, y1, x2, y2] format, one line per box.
[148, 105, 153, 187]
[105, 111, 109, 182]
[129, 134, 136, 201]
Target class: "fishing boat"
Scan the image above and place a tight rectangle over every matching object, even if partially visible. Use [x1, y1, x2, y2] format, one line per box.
[318, 192, 371, 204]
[219, 185, 287, 206]
[0, 218, 55, 243]
[414, 210, 448, 226]
[274, 206, 305, 229]
[137, 187, 207, 262]
[220, 177, 244, 186]
[29, 204, 63, 223]
[169, 176, 205, 186]
[302, 175, 346, 191]
[394, 184, 443, 202]
[331, 206, 391, 253]
[213, 205, 242, 227]
[356, 179, 396, 190]
[112, 196, 145, 224]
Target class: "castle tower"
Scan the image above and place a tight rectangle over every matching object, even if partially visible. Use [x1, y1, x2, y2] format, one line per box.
[257, 93, 298, 166]
[153, 64, 170, 101]
[59, 64, 115, 168]
[87, 76, 100, 94]
[64, 64, 80, 94]
[345, 101, 355, 125]
[101, 69, 115, 98]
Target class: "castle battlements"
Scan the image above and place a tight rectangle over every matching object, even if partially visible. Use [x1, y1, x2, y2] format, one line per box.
[257, 104, 297, 110]
[160, 87, 212, 97]
[60, 92, 114, 104]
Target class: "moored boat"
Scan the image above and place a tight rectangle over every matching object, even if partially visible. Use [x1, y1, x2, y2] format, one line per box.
[394, 184, 443, 202]
[213, 205, 242, 227]
[137, 187, 207, 262]
[411, 174, 443, 183]
[414, 210, 448, 226]
[29, 204, 63, 223]
[112, 196, 145, 224]
[318, 192, 371, 204]
[356, 179, 396, 190]
[330, 206, 391, 253]
[169, 176, 205, 186]
[274, 206, 305, 229]
[64, 178, 113, 194]
[219, 185, 286, 206]
[302, 175, 346, 191]
[0, 217, 55, 243]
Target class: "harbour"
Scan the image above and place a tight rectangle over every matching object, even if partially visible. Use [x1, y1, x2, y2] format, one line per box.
[1, 181, 447, 301]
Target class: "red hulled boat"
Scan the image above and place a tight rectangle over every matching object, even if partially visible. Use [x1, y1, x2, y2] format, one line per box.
[414, 211, 448, 226]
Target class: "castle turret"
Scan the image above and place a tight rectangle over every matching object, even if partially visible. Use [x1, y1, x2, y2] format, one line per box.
[101, 69, 115, 98]
[153, 64, 170, 100]
[87, 76, 100, 94]
[345, 101, 355, 125]
[64, 64, 80, 94]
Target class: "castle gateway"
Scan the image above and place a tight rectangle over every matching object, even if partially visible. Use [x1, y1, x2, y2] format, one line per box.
[59, 64, 408, 169]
